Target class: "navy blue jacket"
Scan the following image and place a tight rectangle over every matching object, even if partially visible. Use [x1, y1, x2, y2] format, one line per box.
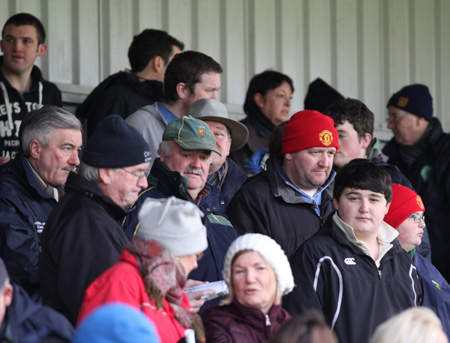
[383, 118, 450, 281]
[0, 283, 74, 342]
[413, 252, 450, 340]
[209, 158, 247, 209]
[122, 159, 237, 285]
[0, 153, 57, 298]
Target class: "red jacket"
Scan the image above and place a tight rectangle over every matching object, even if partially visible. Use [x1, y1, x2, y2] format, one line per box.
[78, 250, 192, 343]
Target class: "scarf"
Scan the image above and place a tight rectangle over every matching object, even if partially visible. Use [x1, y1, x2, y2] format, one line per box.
[126, 237, 205, 341]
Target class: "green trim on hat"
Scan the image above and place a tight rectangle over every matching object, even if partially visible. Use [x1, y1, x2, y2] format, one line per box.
[163, 116, 221, 155]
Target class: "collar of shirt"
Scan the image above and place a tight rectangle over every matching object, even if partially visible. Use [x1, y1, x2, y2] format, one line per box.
[333, 212, 398, 267]
[158, 103, 178, 124]
[207, 159, 228, 189]
[26, 158, 62, 201]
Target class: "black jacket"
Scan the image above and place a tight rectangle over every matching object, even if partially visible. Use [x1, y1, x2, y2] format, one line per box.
[0, 56, 62, 160]
[383, 118, 450, 281]
[0, 153, 57, 299]
[227, 157, 335, 258]
[284, 215, 423, 343]
[39, 172, 129, 325]
[0, 284, 74, 343]
[76, 71, 163, 136]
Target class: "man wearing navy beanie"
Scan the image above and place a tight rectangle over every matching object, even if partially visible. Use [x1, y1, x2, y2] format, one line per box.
[383, 83, 450, 282]
[39, 115, 151, 325]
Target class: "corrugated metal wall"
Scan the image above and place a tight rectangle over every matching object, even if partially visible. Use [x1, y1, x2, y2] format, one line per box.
[1, 0, 449, 138]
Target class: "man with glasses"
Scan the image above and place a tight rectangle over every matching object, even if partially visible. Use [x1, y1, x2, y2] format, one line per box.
[382, 84, 450, 282]
[39, 115, 151, 325]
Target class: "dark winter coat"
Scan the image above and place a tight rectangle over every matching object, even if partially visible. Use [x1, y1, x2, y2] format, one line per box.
[39, 172, 129, 325]
[0, 283, 74, 343]
[203, 300, 290, 343]
[283, 215, 423, 343]
[383, 118, 450, 281]
[0, 153, 57, 298]
[227, 157, 335, 258]
[76, 71, 163, 136]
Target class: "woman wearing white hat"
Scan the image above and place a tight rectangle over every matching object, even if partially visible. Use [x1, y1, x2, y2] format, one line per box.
[202, 233, 294, 342]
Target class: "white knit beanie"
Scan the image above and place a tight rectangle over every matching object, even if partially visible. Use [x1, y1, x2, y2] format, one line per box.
[137, 197, 207, 257]
[222, 233, 294, 296]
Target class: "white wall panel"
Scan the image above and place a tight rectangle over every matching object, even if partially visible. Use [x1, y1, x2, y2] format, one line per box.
[1, 0, 450, 135]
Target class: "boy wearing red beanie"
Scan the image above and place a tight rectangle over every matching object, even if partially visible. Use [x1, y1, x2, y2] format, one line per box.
[384, 184, 450, 339]
[228, 110, 338, 259]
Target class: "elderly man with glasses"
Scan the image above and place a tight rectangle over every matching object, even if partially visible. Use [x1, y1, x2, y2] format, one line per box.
[39, 115, 151, 325]
[382, 84, 450, 283]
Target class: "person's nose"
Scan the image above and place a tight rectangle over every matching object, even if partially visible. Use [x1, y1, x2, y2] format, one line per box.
[137, 174, 148, 189]
[359, 198, 370, 213]
[68, 150, 80, 166]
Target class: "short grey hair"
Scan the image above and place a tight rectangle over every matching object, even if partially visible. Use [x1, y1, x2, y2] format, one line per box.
[78, 162, 101, 184]
[159, 140, 172, 158]
[20, 105, 83, 157]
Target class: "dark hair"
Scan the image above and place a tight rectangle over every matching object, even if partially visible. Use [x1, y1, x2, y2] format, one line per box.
[128, 29, 184, 73]
[323, 98, 374, 138]
[2, 13, 46, 44]
[333, 159, 392, 202]
[271, 310, 337, 343]
[243, 70, 294, 118]
[163, 50, 223, 103]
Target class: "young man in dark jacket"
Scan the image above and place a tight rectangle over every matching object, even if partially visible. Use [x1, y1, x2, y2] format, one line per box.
[284, 159, 423, 343]
[0, 258, 74, 342]
[76, 29, 184, 137]
[0, 13, 62, 165]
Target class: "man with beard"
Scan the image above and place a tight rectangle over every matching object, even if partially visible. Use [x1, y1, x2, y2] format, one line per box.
[227, 110, 338, 258]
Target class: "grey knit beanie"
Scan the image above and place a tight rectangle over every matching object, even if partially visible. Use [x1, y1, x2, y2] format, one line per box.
[137, 197, 207, 257]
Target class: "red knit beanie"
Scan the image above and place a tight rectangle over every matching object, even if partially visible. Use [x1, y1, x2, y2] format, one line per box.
[281, 110, 339, 154]
[384, 184, 425, 229]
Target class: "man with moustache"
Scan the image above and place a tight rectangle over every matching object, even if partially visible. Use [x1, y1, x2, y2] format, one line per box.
[39, 115, 151, 325]
[228, 110, 338, 258]
[122, 116, 237, 312]
[0, 105, 82, 300]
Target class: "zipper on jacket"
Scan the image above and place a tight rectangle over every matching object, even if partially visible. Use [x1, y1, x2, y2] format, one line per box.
[265, 314, 272, 339]
[378, 270, 382, 279]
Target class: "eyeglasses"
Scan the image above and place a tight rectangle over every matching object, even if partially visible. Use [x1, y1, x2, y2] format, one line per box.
[409, 214, 425, 223]
[120, 168, 150, 183]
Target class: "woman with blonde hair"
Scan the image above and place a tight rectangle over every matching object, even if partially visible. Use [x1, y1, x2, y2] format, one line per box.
[202, 233, 294, 342]
[370, 307, 447, 343]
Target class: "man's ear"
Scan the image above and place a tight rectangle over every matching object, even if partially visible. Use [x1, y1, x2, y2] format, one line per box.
[152, 56, 164, 73]
[385, 201, 391, 214]
[3, 283, 13, 307]
[37, 43, 47, 57]
[29, 140, 41, 159]
[284, 152, 293, 162]
[176, 82, 189, 100]
[333, 197, 339, 211]
[254, 93, 265, 108]
[361, 133, 372, 149]
[98, 168, 113, 185]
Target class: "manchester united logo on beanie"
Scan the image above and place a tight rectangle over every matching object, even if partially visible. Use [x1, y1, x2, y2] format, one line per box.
[416, 196, 424, 209]
[319, 130, 334, 146]
[282, 110, 339, 154]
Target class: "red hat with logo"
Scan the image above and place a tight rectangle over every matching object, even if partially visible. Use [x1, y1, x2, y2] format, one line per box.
[282, 110, 339, 154]
[384, 184, 425, 229]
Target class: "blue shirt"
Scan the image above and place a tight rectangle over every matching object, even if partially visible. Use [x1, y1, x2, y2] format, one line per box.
[158, 103, 177, 123]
